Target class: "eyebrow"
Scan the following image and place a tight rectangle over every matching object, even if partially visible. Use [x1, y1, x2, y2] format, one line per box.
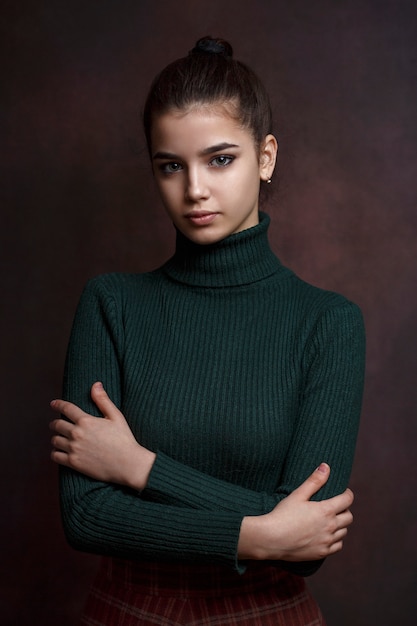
[152, 142, 239, 160]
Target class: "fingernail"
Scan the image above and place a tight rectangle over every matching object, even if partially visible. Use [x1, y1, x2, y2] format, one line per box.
[96, 382, 103, 389]
[316, 463, 328, 473]
[50, 400, 57, 407]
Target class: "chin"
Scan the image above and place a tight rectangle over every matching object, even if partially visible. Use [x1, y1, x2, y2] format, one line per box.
[184, 228, 227, 246]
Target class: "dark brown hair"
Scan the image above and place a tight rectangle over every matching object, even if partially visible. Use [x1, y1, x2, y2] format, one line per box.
[143, 37, 273, 154]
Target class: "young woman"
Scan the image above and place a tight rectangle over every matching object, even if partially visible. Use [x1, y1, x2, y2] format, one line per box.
[50, 37, 365, 626]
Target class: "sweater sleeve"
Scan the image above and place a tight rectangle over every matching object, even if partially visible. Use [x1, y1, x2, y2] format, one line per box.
[59, 276, 244, 569]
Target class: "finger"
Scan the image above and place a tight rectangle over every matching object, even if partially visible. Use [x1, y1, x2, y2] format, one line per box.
[326, 489, 354, 514]
[50, 449, 69, 466]
[345, 488, 354, 504]
[49, 418, 74, 437]
[50, 399, 86, 424]
[292, 463, 330, 501]
[51, 434, 70, 452]
[333, 527, 349, 543]
[336, 509, 353, 530]
[328, 539, 344, 555]
[90, 382, 123, 421]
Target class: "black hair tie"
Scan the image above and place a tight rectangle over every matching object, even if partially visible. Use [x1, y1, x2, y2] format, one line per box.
[190, 37, 233, 59]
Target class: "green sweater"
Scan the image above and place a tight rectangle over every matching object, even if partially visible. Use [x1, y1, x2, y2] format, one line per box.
[60, 212, 365, 575]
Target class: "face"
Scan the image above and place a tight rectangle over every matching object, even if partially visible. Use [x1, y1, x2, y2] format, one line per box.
[150, 104, 276, 245]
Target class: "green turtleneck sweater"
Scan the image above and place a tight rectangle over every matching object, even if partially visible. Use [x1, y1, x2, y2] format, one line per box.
[60, 213, 365, 575]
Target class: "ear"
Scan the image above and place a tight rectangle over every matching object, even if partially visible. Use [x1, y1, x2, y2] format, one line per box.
[259, 134, 278, 182]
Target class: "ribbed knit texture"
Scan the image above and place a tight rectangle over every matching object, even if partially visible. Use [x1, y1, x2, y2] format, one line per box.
[60, 213, 365, 574]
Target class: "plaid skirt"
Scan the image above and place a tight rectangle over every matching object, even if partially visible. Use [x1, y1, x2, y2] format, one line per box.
[80, 557, 326, 626]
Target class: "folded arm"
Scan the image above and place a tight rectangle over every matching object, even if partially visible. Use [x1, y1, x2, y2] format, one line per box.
[51, 276, 364, 573]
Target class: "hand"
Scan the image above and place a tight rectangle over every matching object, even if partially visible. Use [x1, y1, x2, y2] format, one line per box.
[50, 382, 155, 490]
[238, 463, 354, 561]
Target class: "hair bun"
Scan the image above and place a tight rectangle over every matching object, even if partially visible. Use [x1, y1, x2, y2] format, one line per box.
[190, 37, 233, 59]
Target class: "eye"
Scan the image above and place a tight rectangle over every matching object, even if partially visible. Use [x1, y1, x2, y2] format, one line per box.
[160, 162, 183, 174]
[209, 155, 234, 168]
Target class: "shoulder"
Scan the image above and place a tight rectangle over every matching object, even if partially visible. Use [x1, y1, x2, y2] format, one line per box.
[72, 272, 157, 323]
[278, 273, 365, 354]
[280, 277, 367, 376]
[286, 273, 363, 321]
[80, 271, 155, 301]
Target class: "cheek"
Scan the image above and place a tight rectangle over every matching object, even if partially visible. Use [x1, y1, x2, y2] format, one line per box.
[231, 167, 261, 199]
[156, 180, 176, 204]
[157, 184, 184, 218]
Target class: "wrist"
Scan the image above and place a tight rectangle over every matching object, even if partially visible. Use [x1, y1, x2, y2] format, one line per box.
[126, 445, 156, 491]
[238, 515, 270, 560]
[238, 512, 288, 561]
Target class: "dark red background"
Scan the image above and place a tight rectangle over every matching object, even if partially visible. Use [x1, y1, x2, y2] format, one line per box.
[2, 1, 416, 624]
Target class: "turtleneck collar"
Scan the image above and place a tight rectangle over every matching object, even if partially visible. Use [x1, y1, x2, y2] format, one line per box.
[161, 212, 285, 288]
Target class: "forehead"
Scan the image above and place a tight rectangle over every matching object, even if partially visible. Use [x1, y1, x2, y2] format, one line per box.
[150, 103, 256, 154]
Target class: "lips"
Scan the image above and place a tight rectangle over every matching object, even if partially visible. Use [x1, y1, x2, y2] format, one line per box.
[185, 211, 219, 226]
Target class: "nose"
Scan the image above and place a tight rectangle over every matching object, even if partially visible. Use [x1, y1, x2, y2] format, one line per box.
[185, 166, 209, 202]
